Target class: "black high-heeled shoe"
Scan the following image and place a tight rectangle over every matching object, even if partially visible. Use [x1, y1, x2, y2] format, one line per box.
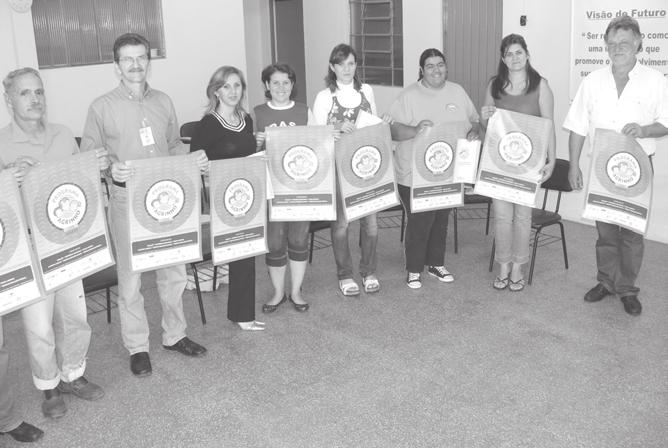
[262, 295, 287, 313]
[288, 295, 309, 312]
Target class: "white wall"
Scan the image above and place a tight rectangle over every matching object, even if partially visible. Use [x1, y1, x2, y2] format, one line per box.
[302, 0, 350, 110]
[243, 0, 273, 111]
[0, 0, 248, 134]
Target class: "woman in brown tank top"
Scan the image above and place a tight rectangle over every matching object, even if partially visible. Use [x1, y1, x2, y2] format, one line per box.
[481, 34, 556, 292]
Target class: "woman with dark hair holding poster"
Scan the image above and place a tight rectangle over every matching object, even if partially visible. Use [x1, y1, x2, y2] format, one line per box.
[254, 63, 314, 313]
[481, 34, 556, 292]
[388, 48, 480, 290]
[312, 43, 383, 297]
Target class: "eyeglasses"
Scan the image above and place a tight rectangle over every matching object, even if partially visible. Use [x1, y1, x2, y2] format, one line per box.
[606, 42, 635, 52]
[118, 55, 149, 65]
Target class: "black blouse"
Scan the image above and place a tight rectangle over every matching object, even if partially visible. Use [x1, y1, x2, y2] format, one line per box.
[190, 110, 256, 161]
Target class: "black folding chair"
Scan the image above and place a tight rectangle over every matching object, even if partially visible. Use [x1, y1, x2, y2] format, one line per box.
[488, 159, 572, 284]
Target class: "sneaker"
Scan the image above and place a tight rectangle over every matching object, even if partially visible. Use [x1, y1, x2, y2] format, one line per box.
[427, 265, 454, 283]
[406, 272, 422, 289]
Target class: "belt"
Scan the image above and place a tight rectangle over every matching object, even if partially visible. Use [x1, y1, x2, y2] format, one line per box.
[113, 180, 126, 188]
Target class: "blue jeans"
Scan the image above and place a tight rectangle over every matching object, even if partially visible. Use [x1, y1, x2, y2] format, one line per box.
[595, 221, 643, 297]
[265, 220, 310, 267]
[0, 319, 21, 432]
[330, 190, 378, 280]
[20, 281, 90, 390]
[493, 199, 532, 265]
[109, 185, 188, 354]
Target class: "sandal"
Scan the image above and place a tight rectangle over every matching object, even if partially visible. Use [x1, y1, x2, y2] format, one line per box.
[493, 276, 509, 290]
[362, 274, 380, 293]
[338, 278, 360, 296]
[509, 278, 526, 292]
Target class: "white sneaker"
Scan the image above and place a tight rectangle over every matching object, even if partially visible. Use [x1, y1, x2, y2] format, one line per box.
[406, 272, 422, 289]
[237, 321, 266, 331]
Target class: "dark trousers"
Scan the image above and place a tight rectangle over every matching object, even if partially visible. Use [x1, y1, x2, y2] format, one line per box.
[595, 221, 643, 297]
[398, 184, 450, 273]
[227, 257, 255, 322]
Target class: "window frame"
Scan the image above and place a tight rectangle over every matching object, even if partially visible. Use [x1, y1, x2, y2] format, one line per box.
[31, 0, 166, 70]
[349, 0, 403, 87]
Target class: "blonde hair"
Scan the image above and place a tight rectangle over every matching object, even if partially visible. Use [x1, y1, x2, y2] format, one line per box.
[204, 66, 247, 115]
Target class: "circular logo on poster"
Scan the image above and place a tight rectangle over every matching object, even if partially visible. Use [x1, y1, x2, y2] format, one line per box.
[283, 145, 318, 182]
[498, 132, 532, 166]
[351, 145, 381, 180]
[606, 152, 640, 188]
[224, 179, 254, 217]
[144, 180, 184, 222]
[47, 184, 87, 232]
[424, 141, 453, 174]
[0, 219, 4, 249]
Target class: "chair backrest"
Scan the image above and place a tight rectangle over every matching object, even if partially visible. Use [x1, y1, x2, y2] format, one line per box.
[539, 158, 572, 212]
[180, 121, 199, 143]
[180, 121, 208, 209]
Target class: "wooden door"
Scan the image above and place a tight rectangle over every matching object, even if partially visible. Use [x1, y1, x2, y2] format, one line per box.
[271, 0, 307, 104]
[443, 0, 503, 110]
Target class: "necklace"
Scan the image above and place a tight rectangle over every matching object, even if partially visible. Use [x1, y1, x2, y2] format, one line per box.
[219, 110, 239, 125]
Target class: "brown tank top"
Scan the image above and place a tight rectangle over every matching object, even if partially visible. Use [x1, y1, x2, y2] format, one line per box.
[494, 81, 541, 117]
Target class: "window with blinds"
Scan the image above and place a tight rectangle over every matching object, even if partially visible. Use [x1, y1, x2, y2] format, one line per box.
[349, 0, 403, 87]
[31, 0, 166, 69]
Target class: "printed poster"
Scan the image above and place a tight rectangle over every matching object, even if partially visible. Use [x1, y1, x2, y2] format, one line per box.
[126, 154, 202, 272]
[265, 125, 336, 221]
[474, 109, 551, 207]
[0, 171, 43, 315]
[452, 139, 482, 184]
[410, 121, 470, 212]
[21, 151, 114, 292]
[335, 122, 399, 221]
[582, 128, 653, 233]
[209, 157, 267, 264]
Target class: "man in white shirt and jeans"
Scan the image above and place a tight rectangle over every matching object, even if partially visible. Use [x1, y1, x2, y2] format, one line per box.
[564, 16, 668, 316]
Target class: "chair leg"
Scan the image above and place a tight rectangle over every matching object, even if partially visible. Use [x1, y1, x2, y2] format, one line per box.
[485, 202, 491, 235]
[559, 222, 569, 269]
[488, 238, 495, 272]
[453, 208, 458, 254]
[190, 263, 207, 325]
[105, 287, 111, 324]
[528, 229, 541, 285]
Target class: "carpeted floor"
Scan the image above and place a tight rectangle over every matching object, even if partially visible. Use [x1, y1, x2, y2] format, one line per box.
[2, 210, 667, 448]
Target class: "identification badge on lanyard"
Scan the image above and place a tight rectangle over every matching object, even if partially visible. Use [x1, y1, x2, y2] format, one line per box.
[139, 126, 155, 146]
